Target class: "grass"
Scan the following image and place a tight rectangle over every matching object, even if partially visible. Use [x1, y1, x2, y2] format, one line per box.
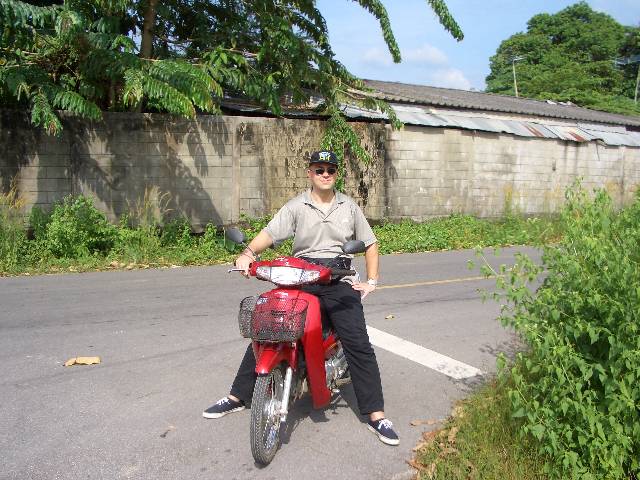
[374, 214, 562, 254]
[412, 378, 549, 480]
[0, 215, 562, 276]
[0, 196, 564, 276]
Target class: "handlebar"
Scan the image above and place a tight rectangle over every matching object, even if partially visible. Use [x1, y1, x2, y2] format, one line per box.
[330, 269, 356, 277]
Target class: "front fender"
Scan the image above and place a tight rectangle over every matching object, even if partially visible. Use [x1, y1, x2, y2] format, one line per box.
[253, 342, 295, 375]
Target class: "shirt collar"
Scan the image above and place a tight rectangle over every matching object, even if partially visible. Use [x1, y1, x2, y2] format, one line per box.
[303, 189, 346, 205]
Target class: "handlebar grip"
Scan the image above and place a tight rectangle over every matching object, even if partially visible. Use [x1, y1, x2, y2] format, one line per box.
[330, 268, 356, 277]
[227, 268, 247, 273]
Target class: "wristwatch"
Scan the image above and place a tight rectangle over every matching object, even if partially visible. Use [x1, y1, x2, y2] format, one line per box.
[367, 278, 378, 287]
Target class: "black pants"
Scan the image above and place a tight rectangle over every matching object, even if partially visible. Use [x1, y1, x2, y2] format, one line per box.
[229, 281, 384, 415]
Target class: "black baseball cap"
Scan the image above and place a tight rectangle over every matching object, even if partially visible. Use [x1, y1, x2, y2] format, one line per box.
[309, 150, 338, 166]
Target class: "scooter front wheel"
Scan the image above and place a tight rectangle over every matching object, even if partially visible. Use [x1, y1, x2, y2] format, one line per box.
[250, 365, 285, 465]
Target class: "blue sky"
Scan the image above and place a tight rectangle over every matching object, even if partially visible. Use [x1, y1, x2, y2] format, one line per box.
[315, 0, 640, 91]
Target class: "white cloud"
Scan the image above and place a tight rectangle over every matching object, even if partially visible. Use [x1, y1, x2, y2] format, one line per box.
[404, 44, 448, 65]
[362, 47, 394, 67]
[362, 43, 448, 68]
[360, 43, 472, 90]
[429, 68, 472, 90]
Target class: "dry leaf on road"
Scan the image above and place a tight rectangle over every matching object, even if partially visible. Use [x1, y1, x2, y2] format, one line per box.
[64, 356, 101, 366]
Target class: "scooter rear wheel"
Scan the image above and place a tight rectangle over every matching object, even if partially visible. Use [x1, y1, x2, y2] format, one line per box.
[250, 365, 284, 465]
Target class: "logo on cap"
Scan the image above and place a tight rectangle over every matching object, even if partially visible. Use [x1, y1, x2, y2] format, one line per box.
[318, 151, 331, 161]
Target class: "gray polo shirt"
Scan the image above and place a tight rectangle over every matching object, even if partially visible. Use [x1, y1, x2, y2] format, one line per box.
[264, 190, 377, 259]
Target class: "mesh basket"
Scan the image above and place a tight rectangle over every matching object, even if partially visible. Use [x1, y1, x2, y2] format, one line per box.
[251, 296, 308, 342]
[238, 296, 258, 338]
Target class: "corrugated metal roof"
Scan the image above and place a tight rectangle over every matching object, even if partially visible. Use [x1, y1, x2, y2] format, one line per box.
[220, 94, 640, 147]
[364, 79, 640, 128]
[341, 103, 640, 147]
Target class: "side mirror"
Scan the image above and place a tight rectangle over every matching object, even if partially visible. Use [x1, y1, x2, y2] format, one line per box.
[341, 240, 366, 255]
[225, 228, 246, 244]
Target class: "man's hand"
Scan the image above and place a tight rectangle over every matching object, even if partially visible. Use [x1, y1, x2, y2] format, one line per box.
[235, 252, 253, 278]
[352, 281, 376, 299]
[233, 230, 274, 277]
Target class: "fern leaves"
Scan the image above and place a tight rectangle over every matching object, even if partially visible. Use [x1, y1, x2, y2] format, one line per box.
[0, 0, 57, 29]
[30, 90, 62, 135]
[1, 0, 463, 145]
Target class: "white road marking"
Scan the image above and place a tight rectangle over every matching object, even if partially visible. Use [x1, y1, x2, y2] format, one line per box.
[366, 326, 484, 380]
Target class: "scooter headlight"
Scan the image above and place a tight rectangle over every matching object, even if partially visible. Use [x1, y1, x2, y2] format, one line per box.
[255, 266, 320, 285]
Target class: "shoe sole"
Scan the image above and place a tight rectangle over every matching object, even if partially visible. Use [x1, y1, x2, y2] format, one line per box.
[367, 424, 400, 446]
[202, 405, 245, 419]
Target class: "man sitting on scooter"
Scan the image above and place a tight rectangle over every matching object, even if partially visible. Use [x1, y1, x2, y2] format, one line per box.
[203, 150, 399, 446]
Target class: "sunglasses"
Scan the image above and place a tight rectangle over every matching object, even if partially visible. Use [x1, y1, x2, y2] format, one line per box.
[313, 167, 337, 175]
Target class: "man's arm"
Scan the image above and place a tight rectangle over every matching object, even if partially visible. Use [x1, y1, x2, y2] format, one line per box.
[364, 242, 379, 282]
[352, 242, 379, 299]
[235, 229, 274, 276]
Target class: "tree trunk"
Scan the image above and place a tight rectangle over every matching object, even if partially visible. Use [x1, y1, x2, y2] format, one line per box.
[140, 0, 159, 59]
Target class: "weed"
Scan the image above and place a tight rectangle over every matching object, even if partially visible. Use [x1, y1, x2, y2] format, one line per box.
[1, 195, 564, 275]
[127, 186, 172, 229]
[414, 378, 548, 480]
[0, 180, 27, 273]
[44, 195, 117, 258]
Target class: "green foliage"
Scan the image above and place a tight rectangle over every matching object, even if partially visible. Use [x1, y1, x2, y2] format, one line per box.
[374, 213, 562, 255]
[112, 219, 161, 263]
[28, 205, 50, 241]
[0, 181, 27, 271]
[486, 2, 640, 116]
[321, 110, 374, 192]
[489, 184, 640, 478]
[44, 195, 117, 258]
[0, 0, 463, 156]
[0, 194, 562, 275]
[415, 379, 547, 480]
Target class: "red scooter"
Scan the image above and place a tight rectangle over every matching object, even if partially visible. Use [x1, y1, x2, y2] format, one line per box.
[226, 228, 365, 465]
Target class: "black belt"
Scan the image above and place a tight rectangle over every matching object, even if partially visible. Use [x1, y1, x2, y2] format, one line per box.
[299, 256, 352, 270]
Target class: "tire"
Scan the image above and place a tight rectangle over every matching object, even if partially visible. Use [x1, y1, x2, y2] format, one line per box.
[250, 365, 285, 465]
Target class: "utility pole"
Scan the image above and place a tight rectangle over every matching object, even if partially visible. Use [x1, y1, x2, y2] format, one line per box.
[511, 55, 524, 98]
[614, 54, 640, 104]
[635, 64, 639, 104]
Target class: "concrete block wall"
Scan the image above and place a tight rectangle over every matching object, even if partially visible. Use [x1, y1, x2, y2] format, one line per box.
[385, 125, 640, 220]
[0, 111, 386, 229]
[0, 113, 73, 210]
[2, 109, 639, 227]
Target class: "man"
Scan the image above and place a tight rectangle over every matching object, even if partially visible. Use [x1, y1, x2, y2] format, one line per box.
[203, 150, 399, 446]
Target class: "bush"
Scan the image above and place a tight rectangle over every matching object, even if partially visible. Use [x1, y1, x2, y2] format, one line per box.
[45, 195, 117, 258]
[492, 185, 640, 479]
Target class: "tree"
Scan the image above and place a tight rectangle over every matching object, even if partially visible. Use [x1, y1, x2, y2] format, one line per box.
[0, 0, 463, 142]
[485, 2, 640, 116]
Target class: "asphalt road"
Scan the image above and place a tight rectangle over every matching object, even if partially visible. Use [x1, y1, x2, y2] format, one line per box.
[0, 247, 541, 480]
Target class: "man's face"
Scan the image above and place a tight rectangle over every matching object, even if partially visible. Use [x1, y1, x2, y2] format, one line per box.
[307, 162, 338, 192]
